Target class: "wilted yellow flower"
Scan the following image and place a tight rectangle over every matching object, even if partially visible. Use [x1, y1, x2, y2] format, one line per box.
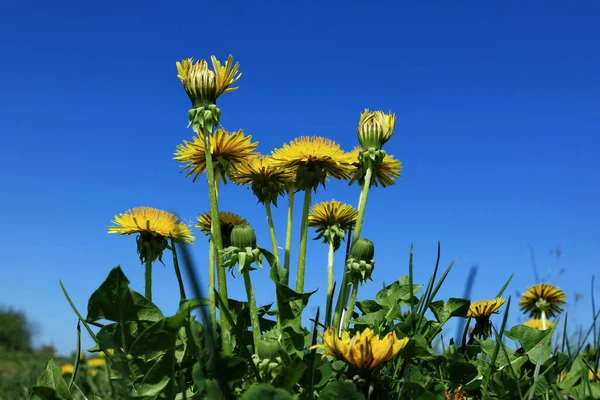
[86, 358, 106, 368]
[271, 136, 354, 191]
[524, 319, 554, 330]
[519, 283, 566, 318]
[230, 155, 295, 205]
[311, 327, 408, 370]
[445, 386, 469, 400]
[60, 364, 74, 375]
[467, 298, 505, 339]
[348, 146, 402, 188]
[358, 109, 397, 150]
[196, 211, 248, 247]
[176, 55, 241, 106]
[174, 128, 258, 182]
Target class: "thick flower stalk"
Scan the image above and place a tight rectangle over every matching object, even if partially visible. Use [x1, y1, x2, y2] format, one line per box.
[108, 206, 195, 302]
[271, 137, 353, 297]
[311, 327, 409, 372]
[223, 225, 264, 353]
[519, 283, 566, 330]
[340, 238, 375, 330]
[467, 297, 505, 340]
[308, 200, 358, 325]
[176, 54, 241, 354]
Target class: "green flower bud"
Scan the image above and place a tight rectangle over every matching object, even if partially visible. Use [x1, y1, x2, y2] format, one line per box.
[347, 238, 375, 283]
[350, 238, 375, 262]
[230, 225, 256, 249]
[257, 339, 281, 360]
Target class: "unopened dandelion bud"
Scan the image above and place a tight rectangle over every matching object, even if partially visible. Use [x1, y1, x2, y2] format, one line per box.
[258, 339, 281, 360]
[230, 225, 256, 249]
[350, 238, 375, 262]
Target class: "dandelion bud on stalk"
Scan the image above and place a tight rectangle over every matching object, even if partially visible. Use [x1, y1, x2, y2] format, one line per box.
[358, 109, 397, 164]
[230, 225, 257, 249]
[347, 238, 376, 282]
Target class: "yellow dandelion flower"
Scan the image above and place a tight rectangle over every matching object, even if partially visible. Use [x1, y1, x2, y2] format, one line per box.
[60, 364, 74, 375]
[97, 349, 115, 358]
[230, 155, 295, 205]
[176, 55, 241, 106]
[86, 358, 106, 368]
[358, 109, 397, 150]
[108, 207, 194, 263]
[348, 146, 403, 188]
[196, 211, 248, 247]
[524, 319, 554, 330]
[467, 298, 505, 339]
[174, 128, 258, 183]
[311, 327, 409, 370]
[519, 283, 566, 318]
[88, 369, 98, 377]
[270, 136, 354, 191]
[308, 200, 358, 249]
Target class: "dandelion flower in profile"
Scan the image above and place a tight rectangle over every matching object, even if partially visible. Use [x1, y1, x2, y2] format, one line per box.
[60, 364, 74, 375]
[175, 128, 258, 183]
[519, 283, 566, 319]
[86, 358, 106, 368]
[108, 207, 195, 264]
[176, 55, 241, 107]
[196, 211, 248, 247]
[348, 146, 403, 188]
[524, 319, 554, 330]
[467, 297, 505, 339]
[308, 200, 358, 249]
[311, 327, 409, 371]
[230, 155, 295, 205]
[270, 136, 354, 191]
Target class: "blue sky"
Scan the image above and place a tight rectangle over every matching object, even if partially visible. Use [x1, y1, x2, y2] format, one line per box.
[1, 1, 599, 356]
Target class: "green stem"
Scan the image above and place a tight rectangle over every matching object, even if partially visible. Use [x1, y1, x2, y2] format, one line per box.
[144, 259, 153, 302]
[243, 270, 261, 354]
[208, 239, 218, 337]
[170, 239, 186, 301]
[265, 202, 280, 264]
[202, 131, 231, 355]
[283, 190, 295, 286]
[541, 310, 547, 330]
[344, 281, 359, 329]
[325, 240, 336, 327]
[296, 189, 313, 294]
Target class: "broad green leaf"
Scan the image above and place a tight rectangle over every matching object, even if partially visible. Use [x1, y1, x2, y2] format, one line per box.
[131, 350, 173, 397]
[130, 290, 163, 322]
[446, 361, 478, 386]
[428, 298, 470, 324]
[314, 361, 333, 389]
[129, 318, 176, 358]
[352, 310, 387, 326]
[319, 381, 365, 400]
[274, 282, 315, 328]
[240, 384, 293, 400]
[504, 324, 554, 364]
[356, 300, 382, 314]
[86, 267, 138, 323]
[30, 360, 73, 400]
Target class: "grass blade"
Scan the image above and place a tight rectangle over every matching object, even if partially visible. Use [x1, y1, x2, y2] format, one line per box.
[495, 273, 514, 298]
[481, 296, 511, 399]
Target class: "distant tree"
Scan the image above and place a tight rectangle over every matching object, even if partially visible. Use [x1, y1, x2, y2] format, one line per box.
[0, 306, 32, 351]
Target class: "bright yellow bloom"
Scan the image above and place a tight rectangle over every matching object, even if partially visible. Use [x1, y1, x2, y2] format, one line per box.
[108, 207, 195, 243]
[174, 128, 258, 182]
[519, 283, 566, 318]
[60, 364, 74, 375]
[196, 211, 248, 247]
[176, 55, 241, 106]
[86, 358, 106, 368]
[230, 155, 295, 205]
[358, 109, 397, 150]
[348, 146, 402, 187]
[524, 319, 554, 330]
[271, 136, 354, 190]
[467, 298, 505, 319]
[311, 328, 408, 370]
[308, 200, 358, 231]
[97, 349, 115, 358]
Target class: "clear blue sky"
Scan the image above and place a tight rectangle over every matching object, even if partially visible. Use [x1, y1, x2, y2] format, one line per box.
[1, 1, 599, 356]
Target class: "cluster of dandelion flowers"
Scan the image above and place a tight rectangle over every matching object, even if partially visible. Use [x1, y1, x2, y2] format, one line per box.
[467, 297, 505, 339]
[175, 128, 258, 183]
[347, 146, 403, 188]
[308, 200, 358, 249]
[108, 207, 195, 263]
[270, 136, 354, 191]
[524, 319, 554, 330]
[311, 327, 409, 371]
[196, 211, 248, 247]
[230, 155, 295, 205]
[176, 55, 241, 107]
[519, 283, 566, 319]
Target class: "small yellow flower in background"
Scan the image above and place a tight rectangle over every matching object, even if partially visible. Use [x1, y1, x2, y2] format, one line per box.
[230, 155, 295, 205]
[175, 128, 258, 183]
[308, 200, 358, 249]
[60, 364, 74, 375]
[176, 55, 241, 106]
[358, 109, 397, 151]
[348, 146, 403, 188]
[524, 319, 554, 330]
[86, 358, 106, 368]
[196, 211, 248, 247]
[97, 349, 115, 358]
[590, 368, 599, 381]
[519, 283, 566, 318]
[108, 207, 195, 263]
[270, 136, 354, 191]
[311, 327, 408, 370]
[467, 298, 505, 339]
